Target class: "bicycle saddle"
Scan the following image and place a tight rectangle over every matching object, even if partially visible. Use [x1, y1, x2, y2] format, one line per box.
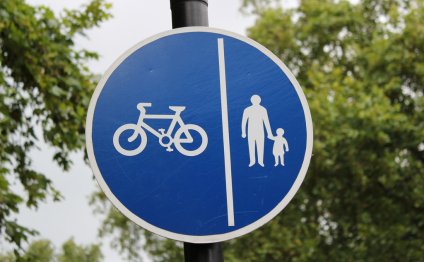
[169, 106, 186, 112]
[137, 103, 152, 110]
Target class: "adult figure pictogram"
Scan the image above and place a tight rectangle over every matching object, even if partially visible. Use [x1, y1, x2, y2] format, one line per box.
[241, 95, 272, 167]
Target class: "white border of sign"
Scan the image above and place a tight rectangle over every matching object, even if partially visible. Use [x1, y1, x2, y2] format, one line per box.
[86, 27, 313, 243]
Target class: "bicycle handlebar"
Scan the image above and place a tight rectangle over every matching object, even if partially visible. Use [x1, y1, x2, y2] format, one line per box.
[137, 103, 152, 110]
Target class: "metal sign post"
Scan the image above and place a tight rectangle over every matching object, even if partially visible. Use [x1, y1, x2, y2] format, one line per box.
[170, 0, 209, 28]
[170, 1, 224, 261]
[86, 26, 312, 261]
[86, 1, 313, 261]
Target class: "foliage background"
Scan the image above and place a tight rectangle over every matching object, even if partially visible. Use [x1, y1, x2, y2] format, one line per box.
[0, 0, 111, 257]
[0, 0, 423, 261]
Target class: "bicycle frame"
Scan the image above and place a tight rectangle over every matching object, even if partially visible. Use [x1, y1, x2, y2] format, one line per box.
[129, 109, 193, 143]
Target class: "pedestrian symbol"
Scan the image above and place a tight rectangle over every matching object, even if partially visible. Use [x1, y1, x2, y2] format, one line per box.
[270, 128, 289, 167]
[86, 27, 313, 243]
[241, 94, 273, 167]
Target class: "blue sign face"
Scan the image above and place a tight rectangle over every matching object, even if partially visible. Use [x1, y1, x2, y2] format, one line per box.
[86, 28, 313, 243]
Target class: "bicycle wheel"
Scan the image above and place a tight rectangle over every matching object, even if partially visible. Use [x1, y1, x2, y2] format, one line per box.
[174, 124, 208, 157]
[113, 124, 147, 156]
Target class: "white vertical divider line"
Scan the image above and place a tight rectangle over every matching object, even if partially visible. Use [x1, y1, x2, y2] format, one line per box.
[217, 38, 235, 227]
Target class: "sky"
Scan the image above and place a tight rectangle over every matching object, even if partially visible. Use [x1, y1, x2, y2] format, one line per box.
[11, 1, 256, 261]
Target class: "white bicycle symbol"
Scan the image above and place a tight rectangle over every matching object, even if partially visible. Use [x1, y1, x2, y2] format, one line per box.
[113, 103, 208, 157]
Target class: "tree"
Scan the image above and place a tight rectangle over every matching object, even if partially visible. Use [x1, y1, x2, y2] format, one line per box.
[0, 0, 111, 254]
[0, 238, 103, 262]
[59, 238, 103, 262]
[93, 0, 424, 261]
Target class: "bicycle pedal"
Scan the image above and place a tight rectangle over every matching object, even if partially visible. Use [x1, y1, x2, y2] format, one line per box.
[158, 128, 165, 134]
[166, 148, 174, 152]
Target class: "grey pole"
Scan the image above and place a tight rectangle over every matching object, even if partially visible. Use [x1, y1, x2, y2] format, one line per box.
[184, 242, 224, 262]
[169, 1, 224, 262]
[170, 0, 209, 28]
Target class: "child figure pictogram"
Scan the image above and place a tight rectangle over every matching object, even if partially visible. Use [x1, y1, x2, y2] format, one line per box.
[269, 128, 289, 167]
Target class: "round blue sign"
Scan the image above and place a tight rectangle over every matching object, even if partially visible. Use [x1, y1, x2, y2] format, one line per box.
[86, 27, 313, 243]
